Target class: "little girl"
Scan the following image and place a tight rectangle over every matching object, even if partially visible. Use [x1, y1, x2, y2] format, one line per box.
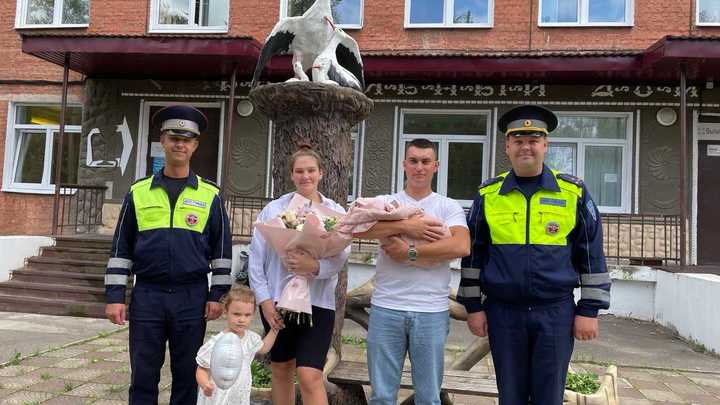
[196, 286, 279, 405]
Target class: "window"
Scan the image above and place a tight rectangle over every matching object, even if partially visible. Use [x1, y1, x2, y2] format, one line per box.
[544, 112, 633, 213]
[539, 0, 633, 26]
[348, 123, 363, 201]
[150, 0, 229, 32]
[3, 104, 82, 193]
[698, 0, 720, 25]
[397, 109, 491, 207]
[15, 0, 89, 28]
[405, 0, 493, 27]
[281, 0, 364, 28]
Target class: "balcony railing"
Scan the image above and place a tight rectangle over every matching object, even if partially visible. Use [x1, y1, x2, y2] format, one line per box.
[225, 195, 274, 242]
[53, 184, 107, 235]
[602, 213, 681, 266]
[225, 196, 682, 266]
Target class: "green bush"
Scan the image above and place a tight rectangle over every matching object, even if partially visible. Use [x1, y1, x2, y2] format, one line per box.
[565, 371, 600, 395]
[251, 360, 272, 388]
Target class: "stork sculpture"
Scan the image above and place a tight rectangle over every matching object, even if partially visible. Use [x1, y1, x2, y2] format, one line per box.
[250, 0, 364, 91]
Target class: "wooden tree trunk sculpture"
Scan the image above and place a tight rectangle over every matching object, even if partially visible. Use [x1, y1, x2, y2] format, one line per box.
[250, 82, 373, 405]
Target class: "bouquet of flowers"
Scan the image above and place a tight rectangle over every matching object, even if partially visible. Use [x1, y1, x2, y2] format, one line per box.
[254, 194, 348, 324]
[335, 197, 451, 268]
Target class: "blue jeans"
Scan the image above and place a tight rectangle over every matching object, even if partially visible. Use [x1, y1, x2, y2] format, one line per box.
[367, 305, 450, 405]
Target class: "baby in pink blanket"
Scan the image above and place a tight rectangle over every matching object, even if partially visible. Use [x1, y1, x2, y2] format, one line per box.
[335, 197, 451, 267]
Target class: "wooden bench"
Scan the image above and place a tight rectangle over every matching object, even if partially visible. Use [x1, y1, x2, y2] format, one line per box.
[328, 361, 498, 398]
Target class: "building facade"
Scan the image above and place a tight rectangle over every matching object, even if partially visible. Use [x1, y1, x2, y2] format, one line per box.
[2, 0, 720, 265]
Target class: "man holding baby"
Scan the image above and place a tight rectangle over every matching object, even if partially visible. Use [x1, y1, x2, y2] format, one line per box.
[354, 138, 470, 405]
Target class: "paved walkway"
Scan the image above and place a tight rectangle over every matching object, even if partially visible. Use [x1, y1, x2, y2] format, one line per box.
[1, 312, 719, 404]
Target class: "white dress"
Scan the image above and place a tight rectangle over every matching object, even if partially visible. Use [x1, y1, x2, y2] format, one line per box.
[196, 330, 263, 405]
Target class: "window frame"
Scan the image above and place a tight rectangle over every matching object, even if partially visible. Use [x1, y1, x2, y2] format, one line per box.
[538, 0, 634, 27]
[149, 0, 230, 33]
[397, 108, 492, 207]
[15, 0, 90, 29]
[547, 111, 633, 213]
[2, 103, 82, 194]
[279, 0, 364, 29]
[404, 0, 494, 28]
[696, 0, 720, 26]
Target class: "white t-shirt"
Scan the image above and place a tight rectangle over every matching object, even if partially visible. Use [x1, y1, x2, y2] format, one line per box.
[196, 330, 263, 405]
[371, 191, 468, 313]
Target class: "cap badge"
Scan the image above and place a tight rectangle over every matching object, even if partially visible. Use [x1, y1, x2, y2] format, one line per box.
[178, 120, 186, 127]
[186, 213, 199, 227]
[523, 120, 532, 127]
[545, 221, 560, 235]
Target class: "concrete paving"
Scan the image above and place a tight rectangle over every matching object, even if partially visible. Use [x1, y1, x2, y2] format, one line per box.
[0, 312, 719, 404]
[0, 312, 124, 365]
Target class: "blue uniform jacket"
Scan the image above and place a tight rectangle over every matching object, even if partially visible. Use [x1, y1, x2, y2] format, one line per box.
[105, 171, 232, 304]
[458, 166, 611, 318]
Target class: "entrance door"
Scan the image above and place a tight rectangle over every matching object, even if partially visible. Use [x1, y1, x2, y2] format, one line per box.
[697, 140, 720, 265]
[145, 105, 221, 182]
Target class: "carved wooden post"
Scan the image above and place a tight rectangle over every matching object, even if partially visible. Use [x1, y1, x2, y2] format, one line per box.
[250, 82, 373, 404]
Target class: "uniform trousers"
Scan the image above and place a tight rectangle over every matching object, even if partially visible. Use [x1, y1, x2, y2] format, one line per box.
[485, 297, 575, 405]
[128, 281, 208, 405]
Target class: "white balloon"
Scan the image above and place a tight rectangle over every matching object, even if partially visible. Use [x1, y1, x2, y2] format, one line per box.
[210, 333, 244, 390]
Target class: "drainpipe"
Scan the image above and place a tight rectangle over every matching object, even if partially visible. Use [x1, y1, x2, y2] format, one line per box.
[680, 64, 688, 266]
[221, 66, 238, 196]
[51, 53, 70, 236]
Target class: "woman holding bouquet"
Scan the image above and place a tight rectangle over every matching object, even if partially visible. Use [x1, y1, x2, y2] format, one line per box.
[249, 147, 350, 405]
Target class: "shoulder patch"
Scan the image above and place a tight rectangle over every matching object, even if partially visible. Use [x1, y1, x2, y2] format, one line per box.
[479, 175, 505, 189]
[557, 173, 584, 187]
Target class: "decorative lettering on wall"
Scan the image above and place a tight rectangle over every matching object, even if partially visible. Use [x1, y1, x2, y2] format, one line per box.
[590, 85, 699, 98]
[219, 81, 697, 100]
[362, 83, 547, 98]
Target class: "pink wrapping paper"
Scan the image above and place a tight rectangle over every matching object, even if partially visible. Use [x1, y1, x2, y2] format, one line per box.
[254, 194, 348, 319]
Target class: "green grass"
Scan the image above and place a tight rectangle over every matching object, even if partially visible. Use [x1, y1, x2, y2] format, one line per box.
[565, 371, 600, 395]
[107, 384, 127, 394]
[8, 351, 22, 366]
[341, 335, 367, 348]
[64, 382, 74, 392]
[251, 360, 272, 388]
[40, 372, 52, 380]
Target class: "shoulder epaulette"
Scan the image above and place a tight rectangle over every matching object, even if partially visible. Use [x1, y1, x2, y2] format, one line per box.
[557, 173, 584, 187]
[130, 175, 153, 191]
[479, 175, 505, 189]
[132, 175, 152, 185]
[199, 177, 221, 193]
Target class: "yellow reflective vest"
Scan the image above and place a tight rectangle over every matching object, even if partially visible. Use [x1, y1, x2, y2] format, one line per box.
[458, 166, 611, 318]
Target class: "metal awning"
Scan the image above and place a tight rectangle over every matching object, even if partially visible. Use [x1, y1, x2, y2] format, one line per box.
[21, 33, 261, 80]
[21, 33, 720, 84]
[643, 35, 720, 81]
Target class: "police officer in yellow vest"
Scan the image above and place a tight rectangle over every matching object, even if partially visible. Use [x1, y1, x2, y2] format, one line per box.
[458, 105, 611, 405]
[104, 105, 232, 405]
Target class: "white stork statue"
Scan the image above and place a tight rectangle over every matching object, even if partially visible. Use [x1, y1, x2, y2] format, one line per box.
[250, 0, 364, 90]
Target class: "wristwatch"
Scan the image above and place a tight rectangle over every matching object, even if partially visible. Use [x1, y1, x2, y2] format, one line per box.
[407, 243, 417, 262]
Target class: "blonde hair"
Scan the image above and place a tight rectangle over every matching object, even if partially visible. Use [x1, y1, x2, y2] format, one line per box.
[220, 285, 256, 310]
[289, 147, 323, 173]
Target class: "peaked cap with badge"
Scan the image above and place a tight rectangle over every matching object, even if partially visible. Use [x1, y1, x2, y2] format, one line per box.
[152, 105, 208, 138]
[498, 105, 558, 137]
